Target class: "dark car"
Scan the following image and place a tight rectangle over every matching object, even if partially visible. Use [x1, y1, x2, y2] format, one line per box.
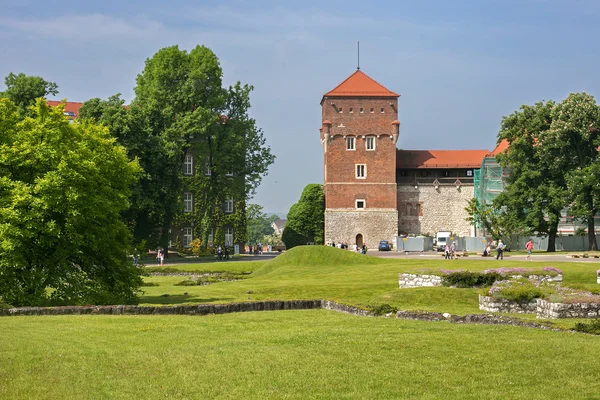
[378, 240, 391, 251]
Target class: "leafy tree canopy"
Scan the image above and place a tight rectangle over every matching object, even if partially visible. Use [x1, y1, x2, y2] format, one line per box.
[246, 204, 277, 244]
[282, 184, 324, 249]
[492, 92, 600, 251]
[1, 72, 58, 116]
[0, 99, 142, 307]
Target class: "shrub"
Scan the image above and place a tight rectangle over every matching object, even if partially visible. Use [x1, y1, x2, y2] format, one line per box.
[442, 271, 501, 288]
[140, 282, 160, 287]
[367, 303, 398, 316]
[174, 279, 199, 286]
[488, 279, 546, 302]
[574, 319, 600, 335]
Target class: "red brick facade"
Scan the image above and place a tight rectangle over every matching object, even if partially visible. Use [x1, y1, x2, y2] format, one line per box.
[321, 70, 400, 247]
[321, 72, 400, 211]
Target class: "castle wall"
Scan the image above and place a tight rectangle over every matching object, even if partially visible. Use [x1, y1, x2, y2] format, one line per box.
[397, 185, 474, 236]
[325, 209, 398, 249]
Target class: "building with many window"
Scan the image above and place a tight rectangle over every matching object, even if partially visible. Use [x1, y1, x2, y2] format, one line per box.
[320, 69, 512, 248]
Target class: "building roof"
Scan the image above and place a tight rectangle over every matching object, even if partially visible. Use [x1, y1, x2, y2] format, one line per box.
[272, 218, 286, 230]
[487, 139, 509, 156]
[396, 149, 489, 169]
[321, 70, 399, 103]
[46, 100, 83, 119]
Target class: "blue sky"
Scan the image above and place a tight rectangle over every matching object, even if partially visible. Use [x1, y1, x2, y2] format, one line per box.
[1, 0, 599, 215]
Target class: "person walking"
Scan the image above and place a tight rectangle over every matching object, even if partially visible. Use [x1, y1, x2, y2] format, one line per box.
[444, 244, 451, 259]
[496, 240, 505, 260]
[450, 242, 456, 260]
[525, 239, 534, 261]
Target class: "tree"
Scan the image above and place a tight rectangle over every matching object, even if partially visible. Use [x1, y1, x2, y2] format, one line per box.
[1, 72, 58, 116]
[246, 204, 277, 244]
[541, 93, 600, 251]
[0, 99, 142, 307]
[465, 198, 526, 248]
[494, 100, 567, 251]
[84, 45, 275, 253]
[79, 95, 170, 249]
[282, 184, 325, 249]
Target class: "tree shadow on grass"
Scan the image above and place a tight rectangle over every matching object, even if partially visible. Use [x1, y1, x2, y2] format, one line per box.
[140, 294, 237, 305]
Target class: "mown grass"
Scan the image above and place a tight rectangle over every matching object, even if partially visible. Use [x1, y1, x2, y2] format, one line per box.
[139, 246, 599, 315]
[4, 246, 600, 398]
[2, 310, 600, 400]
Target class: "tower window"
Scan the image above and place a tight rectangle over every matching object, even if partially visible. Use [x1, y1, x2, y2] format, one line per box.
[370, 108, 374, 113]
[360, 107, 364, 113]
[466, 169, 474, 177]
[366, 136, 375, 151]
[355, 164, 366, 179]
[356, 199, 365, 209]
[346, 137, 355, 150]
[349, 107, 353, 113]
[338, 108, 343, 113]
[380, 108, 385, 113]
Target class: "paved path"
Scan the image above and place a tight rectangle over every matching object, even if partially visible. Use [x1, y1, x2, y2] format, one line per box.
[371, 250, 600, 263]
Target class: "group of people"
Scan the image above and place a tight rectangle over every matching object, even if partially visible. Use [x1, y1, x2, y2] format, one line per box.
[216, 245, 230, 261]
[329, 241, 367, 254]
[480, 239, 533, 261]
[248, 243, 263, 255]
[444, 242, 457, 259]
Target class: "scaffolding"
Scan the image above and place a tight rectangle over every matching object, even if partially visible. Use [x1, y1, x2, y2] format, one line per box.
[474, 156, 505, 209]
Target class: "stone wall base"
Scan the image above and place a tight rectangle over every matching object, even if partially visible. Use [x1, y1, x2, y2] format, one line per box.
[325, 209, 398, 249]
[398, 273, 443, 288]
[479, 295, 537, 314]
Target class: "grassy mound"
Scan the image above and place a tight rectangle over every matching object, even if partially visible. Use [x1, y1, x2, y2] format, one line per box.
[252, 245, 385, 277]
[270, 245, 384, 267]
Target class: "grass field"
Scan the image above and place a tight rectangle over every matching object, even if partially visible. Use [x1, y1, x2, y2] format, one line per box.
[139, 247, 600, 320]
[3, 246, 600, 399]
[2, 310, 600, 399]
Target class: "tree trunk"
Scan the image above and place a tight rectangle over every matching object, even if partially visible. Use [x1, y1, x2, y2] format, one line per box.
[587, 218, 598, 251]
[546, 219, 559, 252]
[160, 211, 173, 259]
[547, 231, 556, 252]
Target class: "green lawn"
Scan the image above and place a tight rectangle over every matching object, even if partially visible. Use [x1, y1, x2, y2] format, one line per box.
[3, 246, 600, 399]
[139, 247, 600, 317]
[2, 310, 600, 400]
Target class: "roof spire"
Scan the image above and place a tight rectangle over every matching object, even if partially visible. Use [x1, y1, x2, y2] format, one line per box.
[357, 41, 360, 70]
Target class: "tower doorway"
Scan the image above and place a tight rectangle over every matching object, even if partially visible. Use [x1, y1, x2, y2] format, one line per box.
[356, 233, 364, 248]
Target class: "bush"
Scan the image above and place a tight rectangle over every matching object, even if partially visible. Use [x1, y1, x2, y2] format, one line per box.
[174, 279, 199, 286]
[490, 280, 545, 302]
[442, 271, 501, 288]
[574, 319, 600, 335]
[367, 303, 398, 316]
[140, 282, 160, 287]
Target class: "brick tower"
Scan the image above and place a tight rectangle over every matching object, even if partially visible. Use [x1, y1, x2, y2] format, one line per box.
[320, 69, 400, 249]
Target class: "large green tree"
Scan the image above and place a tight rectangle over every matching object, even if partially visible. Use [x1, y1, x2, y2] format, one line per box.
[0, 99, 142, 307]
[494, 100, 566, 251]
[282, 184, 325, 249]
[1, 72, 58, 116]
[79, 95, 169, 248]
[541, 93, 600, 251]
[81, 45, 275, 252]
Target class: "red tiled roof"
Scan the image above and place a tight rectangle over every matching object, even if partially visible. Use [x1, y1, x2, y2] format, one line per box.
[396, 149, 489, 169]
[487, 139, 509, 156]
[46, 100, 83, 119]
[321, 70, 399, 103]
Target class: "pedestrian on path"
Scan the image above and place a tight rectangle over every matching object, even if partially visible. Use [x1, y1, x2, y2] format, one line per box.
[496, 240, 505, 260]
[526, 239, 534, 261]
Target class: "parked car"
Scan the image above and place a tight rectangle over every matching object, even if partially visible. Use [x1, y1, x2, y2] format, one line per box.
[378, 240, 391, 251]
